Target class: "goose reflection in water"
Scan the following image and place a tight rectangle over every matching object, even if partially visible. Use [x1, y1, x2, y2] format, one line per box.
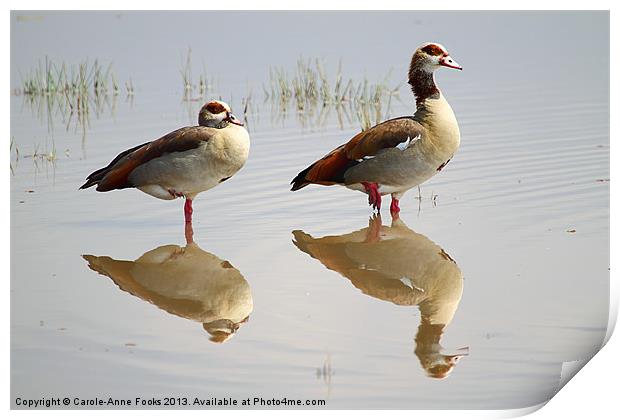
[293, 215, 468, 379]
[82, 226, 252, 343]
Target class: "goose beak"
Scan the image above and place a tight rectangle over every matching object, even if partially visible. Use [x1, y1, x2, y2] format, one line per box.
[226, 112, 244, 126]
[439, 54, 462, 70]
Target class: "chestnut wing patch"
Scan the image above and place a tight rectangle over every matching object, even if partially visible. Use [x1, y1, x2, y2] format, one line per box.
[81, 126, 213, 192]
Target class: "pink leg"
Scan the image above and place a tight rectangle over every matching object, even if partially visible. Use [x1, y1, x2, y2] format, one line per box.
[184, 198, 193, 224]
[361, 182, 382, 212]
[390, 196, 401, 219]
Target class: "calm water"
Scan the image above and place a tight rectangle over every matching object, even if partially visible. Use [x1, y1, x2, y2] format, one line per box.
[11, 11, 609, 409]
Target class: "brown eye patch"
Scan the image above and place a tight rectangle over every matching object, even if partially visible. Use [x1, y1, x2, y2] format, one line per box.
[421, 44, 446, 56]
[205, 101, 226, 114]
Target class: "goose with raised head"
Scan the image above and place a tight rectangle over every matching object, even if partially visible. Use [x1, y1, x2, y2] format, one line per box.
[291, 43, 461, 216]
[80, 100, 250, 224]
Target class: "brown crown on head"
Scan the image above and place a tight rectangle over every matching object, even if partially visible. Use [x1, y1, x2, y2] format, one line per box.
[199, 101, 231, 126]
[204, 101, 228, 114]
[420, 43, 447, 56]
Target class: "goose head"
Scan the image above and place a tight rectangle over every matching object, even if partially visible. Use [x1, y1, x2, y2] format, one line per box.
[203, 316, 250, 343]
[198, 100, 243, 128]
[420, 350, 469, 379]
[412, 42, 462, 72]
[408, 42, 462, 102]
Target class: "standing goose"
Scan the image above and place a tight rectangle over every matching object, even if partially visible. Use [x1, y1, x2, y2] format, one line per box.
[80, 100, 250, 224]
[291, 43, 462, 216]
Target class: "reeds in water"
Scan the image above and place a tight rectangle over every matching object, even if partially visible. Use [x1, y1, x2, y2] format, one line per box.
[18, 57, 133, 137]
[265, 58, 401, 130]
[20, 57, 133, 99]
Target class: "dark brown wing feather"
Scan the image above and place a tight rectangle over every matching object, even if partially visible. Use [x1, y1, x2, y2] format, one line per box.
[290, 117, 424, 190]
[80, 126, 212, 192]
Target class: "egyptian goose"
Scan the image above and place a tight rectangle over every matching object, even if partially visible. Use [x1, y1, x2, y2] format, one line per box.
[291, 43, 462, 216]
[292, 215, 467, 378]
[83, 238, 253, 343]
[80, 100, 250, 224]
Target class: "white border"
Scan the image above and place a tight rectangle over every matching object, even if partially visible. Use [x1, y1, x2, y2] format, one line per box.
[4, 2, 616, 419]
